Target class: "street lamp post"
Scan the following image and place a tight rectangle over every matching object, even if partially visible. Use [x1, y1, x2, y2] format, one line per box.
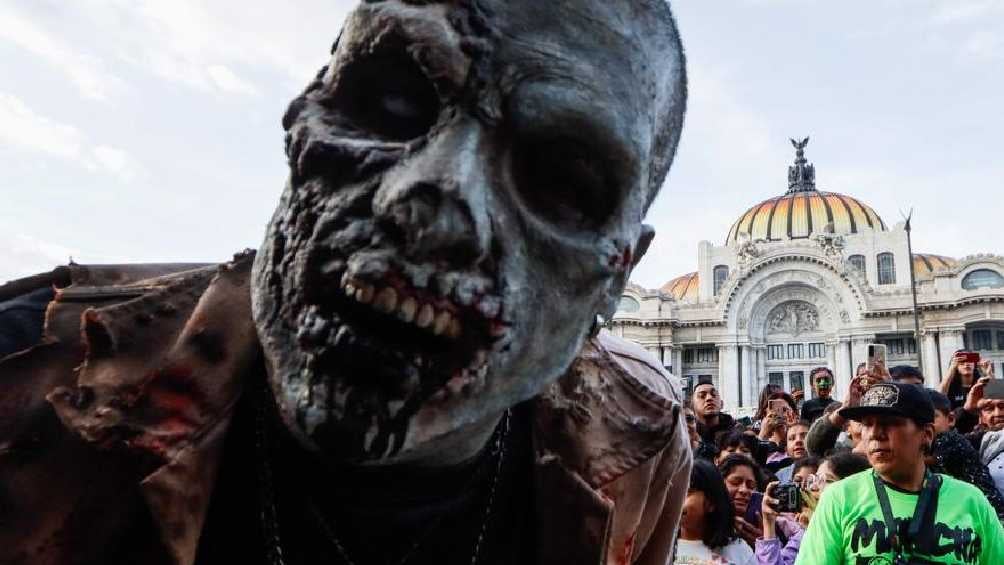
[904, 209, 924, 374]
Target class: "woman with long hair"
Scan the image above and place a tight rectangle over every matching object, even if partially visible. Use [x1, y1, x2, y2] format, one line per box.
[719, 454, 767, 549]
[676, 459, 755, 564]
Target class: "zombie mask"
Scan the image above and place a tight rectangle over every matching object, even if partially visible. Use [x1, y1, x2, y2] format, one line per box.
[251, 0, 686, 464]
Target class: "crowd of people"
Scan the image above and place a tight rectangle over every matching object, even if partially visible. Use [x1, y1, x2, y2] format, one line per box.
[674, 351, 1004, 564]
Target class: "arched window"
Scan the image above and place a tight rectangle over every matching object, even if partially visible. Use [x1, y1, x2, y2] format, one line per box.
[617, 296, 640, 313]
[962, 269, 1004, 290]
[713, 265, 730, 296]
[877, 253, 896, 285]
[848, 254, 866, 275]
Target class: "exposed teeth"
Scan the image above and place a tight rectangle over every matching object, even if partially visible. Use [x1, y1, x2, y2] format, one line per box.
[398, 297, 417, 323]
[356, 285, 374, 304]
[447, 317, 462, 339]
[416, 304, 435, 328]
[374, 287, 398, 313]
[433, 310, 451, 336]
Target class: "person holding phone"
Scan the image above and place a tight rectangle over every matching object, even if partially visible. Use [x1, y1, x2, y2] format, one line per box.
[939, 349, 985, 409]
[676, 459, 756, 565]
[756, 481, 806, 565]
[720, 454, 768, 549]
[805, 359, 890, 457]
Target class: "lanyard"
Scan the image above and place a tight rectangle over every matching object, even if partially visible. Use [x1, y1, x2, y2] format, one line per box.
[872, 469, 941, 561]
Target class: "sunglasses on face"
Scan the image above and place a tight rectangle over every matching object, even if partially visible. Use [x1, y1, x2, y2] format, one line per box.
[685, 414, 697, 423]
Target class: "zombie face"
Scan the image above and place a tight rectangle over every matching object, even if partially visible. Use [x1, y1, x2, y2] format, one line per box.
[252, 0, 686, 464]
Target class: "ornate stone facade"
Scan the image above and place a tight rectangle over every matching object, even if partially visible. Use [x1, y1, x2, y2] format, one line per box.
[611, 141, 1004, 415]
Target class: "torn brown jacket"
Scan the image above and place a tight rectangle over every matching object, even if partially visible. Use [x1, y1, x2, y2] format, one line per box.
[0, 254, 691, 565]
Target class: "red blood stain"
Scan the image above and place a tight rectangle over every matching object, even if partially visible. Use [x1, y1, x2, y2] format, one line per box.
[127, 364, 205, 458]
[606, 246, 634, 272]
[618, 532, 636, 565]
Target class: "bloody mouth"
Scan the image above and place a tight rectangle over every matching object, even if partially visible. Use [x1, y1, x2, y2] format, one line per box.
[298, 256, 510, 397]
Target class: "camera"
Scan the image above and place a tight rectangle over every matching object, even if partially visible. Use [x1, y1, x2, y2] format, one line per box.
[772, 483, 802, 513]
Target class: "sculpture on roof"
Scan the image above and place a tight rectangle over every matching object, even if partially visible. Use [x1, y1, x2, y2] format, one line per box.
[787, 135, 816, 192]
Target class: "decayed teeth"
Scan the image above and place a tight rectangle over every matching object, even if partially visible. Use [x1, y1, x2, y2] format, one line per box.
[398, 297, 417, 323]
[416, 304, 434, 328]
[374, 287, 398, 313]
[356, 285, 374, 304]
[447, 317, 462, 339]
[433, 310, 451, 336]
[339, 279, 468, 339]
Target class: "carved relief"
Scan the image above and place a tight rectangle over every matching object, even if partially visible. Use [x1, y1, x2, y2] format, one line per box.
[815, 232, 846, 260]
[736, 235, 762, 267]
[766, 300, 820, 336]
[840, 310, 851, 323]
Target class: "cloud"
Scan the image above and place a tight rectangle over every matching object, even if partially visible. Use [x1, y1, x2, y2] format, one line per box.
[929, 0, 1004, 25]
[963, 31, 1003, 59]
[0, 229, 135, 285]
[207, 64, 259, 96]
[0, 7, 124, 101]
[40, 0, 353, 97]
[0, 93, 142, 182]
[0, 232, 79, 284]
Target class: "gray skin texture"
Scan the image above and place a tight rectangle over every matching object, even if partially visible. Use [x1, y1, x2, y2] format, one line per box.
[251, 0, 686, 468]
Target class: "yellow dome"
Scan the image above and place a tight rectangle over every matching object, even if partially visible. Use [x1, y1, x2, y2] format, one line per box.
[725, 190, 887, 245]
[661, 272, 699, 301]
[727, 137, 888, 245]
[913, 253, 957, 280]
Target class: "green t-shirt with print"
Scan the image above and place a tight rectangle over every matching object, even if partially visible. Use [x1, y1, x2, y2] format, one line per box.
[796, 469, 1004, 564]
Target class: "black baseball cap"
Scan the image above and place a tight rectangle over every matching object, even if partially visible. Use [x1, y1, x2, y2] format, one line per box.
[839, 382, 934, 424]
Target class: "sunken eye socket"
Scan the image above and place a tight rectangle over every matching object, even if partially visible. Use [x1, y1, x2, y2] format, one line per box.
[510, 140, 616, 231]
[330, 52, 440, 142]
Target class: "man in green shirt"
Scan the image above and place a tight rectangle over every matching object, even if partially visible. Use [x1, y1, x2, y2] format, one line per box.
[797, 381, 1004, 564]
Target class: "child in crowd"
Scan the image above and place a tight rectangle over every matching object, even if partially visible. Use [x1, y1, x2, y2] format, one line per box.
[756, 451, 869, 565]
[676, 459, 756, 565]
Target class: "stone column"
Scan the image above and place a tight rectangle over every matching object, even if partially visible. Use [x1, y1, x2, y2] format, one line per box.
[756, 347, 767, 400]
[939, 328, 966, 380]
[922, 331, 941, 386]
[834, 337, 852, 401]
[719, 344, 740, 414]
[741, 345, 756, 408]
[824, 340, 839, 402]
[672, 346, 684, 379]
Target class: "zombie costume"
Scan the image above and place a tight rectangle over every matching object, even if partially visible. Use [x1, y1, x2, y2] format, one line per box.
[0, 260, 691, 565]
[2, 1, 691, 563]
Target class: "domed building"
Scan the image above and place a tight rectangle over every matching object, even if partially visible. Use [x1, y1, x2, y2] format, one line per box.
[611, 139, 1004, 415]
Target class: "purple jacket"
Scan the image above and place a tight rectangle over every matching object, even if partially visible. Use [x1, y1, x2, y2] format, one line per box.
[754, 517, 804, 565]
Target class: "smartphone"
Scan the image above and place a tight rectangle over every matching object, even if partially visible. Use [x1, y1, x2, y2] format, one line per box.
[867, 344, 887, 373]
[745, 491, 764, 524]
[959, 351, 981, 364]
[984, 379, 1004, 400]
[769, 398, 788, 415]
[773, 483, 802, 513]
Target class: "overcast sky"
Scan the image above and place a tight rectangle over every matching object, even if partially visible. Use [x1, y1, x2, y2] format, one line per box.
[1, 0, 1002, 289]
